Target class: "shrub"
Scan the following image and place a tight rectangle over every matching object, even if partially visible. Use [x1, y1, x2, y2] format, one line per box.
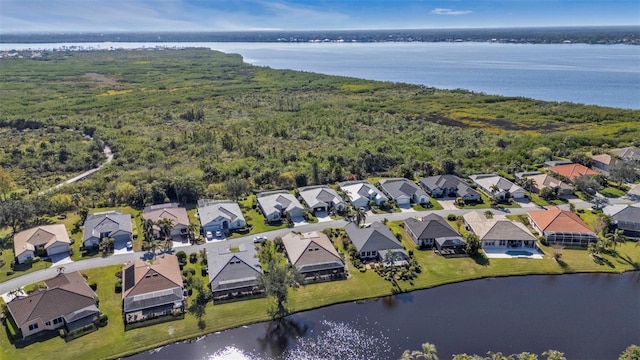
[31, 256, 41, 263]
[115, 270, 122, 278]
[89, 282, 98, 291]
[114, 280, 122, 293]
[97, 314, 108, 327]
[6, 270, 14, 276]
[447, 214, 457, 221]
[189, 253, 198, 264]
[176, 251, 187, 261]
[59, 328, 67, 338]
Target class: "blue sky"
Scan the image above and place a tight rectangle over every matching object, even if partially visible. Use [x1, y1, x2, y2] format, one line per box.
[1, 0, 638, 34]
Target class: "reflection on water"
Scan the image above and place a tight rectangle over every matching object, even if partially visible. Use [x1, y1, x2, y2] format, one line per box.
[204, 320, 389, 360]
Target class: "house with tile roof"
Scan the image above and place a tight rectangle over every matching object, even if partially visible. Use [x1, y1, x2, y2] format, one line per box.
[378, 178, 429, 205]
[344, 222, 406, 261]
[548, 163, 598, 182]
[338, 180, 388, 208]
[463, 212, 537, 250]
[13, 224, 71, 264]
[281, 231, 346, 280]
[197, 199, 246, 234]
[469, 174, 526, 200]
[5, 271, 100, 339]
[297, 185, 346, 214]
[404, 213, 463, 250]
[603, 203, 640, 238]
[419, 175, 481, 202]
[143, 203, 190, 241]
[528, 206, 597, 247]
[256, 190, 304, 223]
[82, 211, 132, 248]
[121, 254, 184, 324]
[516, 172, 573, 197]
[207, 245, 264, 301]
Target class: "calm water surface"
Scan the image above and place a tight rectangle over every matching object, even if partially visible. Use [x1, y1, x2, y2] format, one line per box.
[3, 42, 639, 109]
[127, 272, 640, 360]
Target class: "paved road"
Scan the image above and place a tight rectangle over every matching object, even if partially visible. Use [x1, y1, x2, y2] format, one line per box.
[0, 202, 587, 295]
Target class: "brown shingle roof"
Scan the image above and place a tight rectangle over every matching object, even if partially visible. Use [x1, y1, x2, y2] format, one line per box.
[13, 224, 70, 257]
[281, 231, 342, 266]
[122, 254, 183, 298]
[528, 206, 594, 233]
[142, 205, 189, 228]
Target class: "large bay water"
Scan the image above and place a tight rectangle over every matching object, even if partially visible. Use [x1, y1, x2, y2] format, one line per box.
[127, 273, 640, 360]
[2, 42, 639, 109]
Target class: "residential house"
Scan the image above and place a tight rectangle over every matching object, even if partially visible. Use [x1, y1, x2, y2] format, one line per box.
[463, 212, 537, 250]
[256, 190, 304, 222]
[516, 172, 573, 197]
[5, 271, 100, 339]
[82, 211, 132, 248]
[297, 185, 346, 214]
[197, 199, 246, 234]
[13, 224, 71, 264]
[419, 175, 481, 202]
[378, 178, 430, 205]
[121, 254, 185, 324]
[590, 153, 618, 172]
[603, 204, 640, 238]
[548, 163, 598, 182]
[338, 180, 388, 208]
[627, 184, 640, 201]
[528, 206, 597, 247]
[404, 214, 464, 250]
[282, 231, 346, 280]
[543, 160, 573, 168]
[142, 203, 190, 241]
[611, 147, 640, 162]
[469, 174, 526, 200]
[207, 245, 264, 301]
[344, 222, 406, 261]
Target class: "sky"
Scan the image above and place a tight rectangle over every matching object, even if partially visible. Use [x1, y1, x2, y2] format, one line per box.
[1, 0, 639, 34]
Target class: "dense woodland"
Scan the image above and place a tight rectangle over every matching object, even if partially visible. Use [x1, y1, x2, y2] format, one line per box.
[0, 48, 639, 210]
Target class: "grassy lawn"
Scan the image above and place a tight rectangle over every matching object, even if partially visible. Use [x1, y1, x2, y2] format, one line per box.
[2, 222, 640, 360]
[577, 210, 601, 231]
[600, 186, 627, 198]
[455, 192, 492, 209]
[412, 197, 444, 211]
[529, 193, 567, 207]
[0, 249, 50, 283]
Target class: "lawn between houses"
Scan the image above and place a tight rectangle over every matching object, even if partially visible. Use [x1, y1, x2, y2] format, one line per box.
[2, 228, 639, 360]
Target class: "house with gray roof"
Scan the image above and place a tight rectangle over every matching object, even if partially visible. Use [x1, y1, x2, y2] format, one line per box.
[282, 231, 346, 280]
[603, 203, 640, 238]
[338, 180, 388, 209]
[469, 174, 526, 200]
[297, 185, 346, 214]
[404, 214, 464, 251]
[463, 212, 537, 250]
[143, 203, 190, 242]
[5, 271, 100, 339]
[207, 245, 264, 301]
[611, 147, 640, 162]
[378, 178, 429, 205]
[121, 254, 184, 324]
[82, 211, 132, 248]
[197, 199, 246, 234]
[419, 175, 481, 202]
[344, 222, 406, 261]
[256, 190, 304, 222]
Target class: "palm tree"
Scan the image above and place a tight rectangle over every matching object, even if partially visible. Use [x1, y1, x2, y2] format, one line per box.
[157, 218, 174, 253]
[606, 229, 627, 251]
[519, 177, 535, 198]
[187, 223, 198, 244]
[100, 236, 114, 255]
[489, 184, 500, 199]
[421, 342, 439, 360]
[56, 266, 65, 274]
[355, 206, 367, 227]
[542, 350, 567, 360]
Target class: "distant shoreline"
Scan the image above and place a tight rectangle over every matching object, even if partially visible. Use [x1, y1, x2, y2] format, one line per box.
[1, 25, 638, 45]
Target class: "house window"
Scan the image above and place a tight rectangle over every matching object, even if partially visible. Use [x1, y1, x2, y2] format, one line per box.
[499, 240, 506, 246]
[45, 321, 51, 326]
[485, 241, 494, 246]
[53, 317, 62, 325]
[28, 323, 39, 331]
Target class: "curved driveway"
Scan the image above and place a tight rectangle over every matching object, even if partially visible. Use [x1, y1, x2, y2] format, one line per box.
[0, 203, 588, 295]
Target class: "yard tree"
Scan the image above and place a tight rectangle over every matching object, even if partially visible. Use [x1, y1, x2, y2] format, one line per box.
[157, 218, 174, 252]
[440, 159, 456, 175]
[606, 229, 627, 251]
[609, 161, 640, 183]
[573, 175, 601, 196]
[464, 233, 481, 256]
[224, 177, 249, 201]
[258, 251, 304, 319]
[50, 193, 74, 213]
[542, 350, 567, 360]
[355, 206, 367, 227]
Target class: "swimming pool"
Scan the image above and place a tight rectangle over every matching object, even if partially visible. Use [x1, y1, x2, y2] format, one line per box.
[506, 250, 534, 257]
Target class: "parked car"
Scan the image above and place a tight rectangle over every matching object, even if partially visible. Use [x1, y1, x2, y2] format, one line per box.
[126, 241, 133, 250]
[215, 230, 223, 238]
[253, 235, 268, 243]
[206, 231, 213, 240]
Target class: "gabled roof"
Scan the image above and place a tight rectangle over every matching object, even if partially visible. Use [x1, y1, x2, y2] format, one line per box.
[548, 163, 598, 181]
[281, 231, 343, 269]
[590, 153, 618, 167]
[463, 212, 535, 241]
[142, 203, 189, 228]
[297, 185, 344, 209]
[379, 178, 429, 200]
[338, 180, 388, 204]
[207, 245, 262, 291]
[611, 147, 640, 161]
[122, 255, 183, 299]
[528, 206, 594, 234]
[469, 174, 524, 195]
[14, 224, 70, 256]
[344, 222, 403, 253]
[197, 199, 245, 225]
[604, 204, 640, 224]
[6, 272, 97, 328]
[522, 173, 572, 192]
[256, 191, 303, 216]
[83, 211, 132, 242]
[419, 175, 480, 198]
[404, 214, 460, 240]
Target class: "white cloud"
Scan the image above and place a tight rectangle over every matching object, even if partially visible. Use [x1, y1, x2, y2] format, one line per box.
[429, 8, 472, 16]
